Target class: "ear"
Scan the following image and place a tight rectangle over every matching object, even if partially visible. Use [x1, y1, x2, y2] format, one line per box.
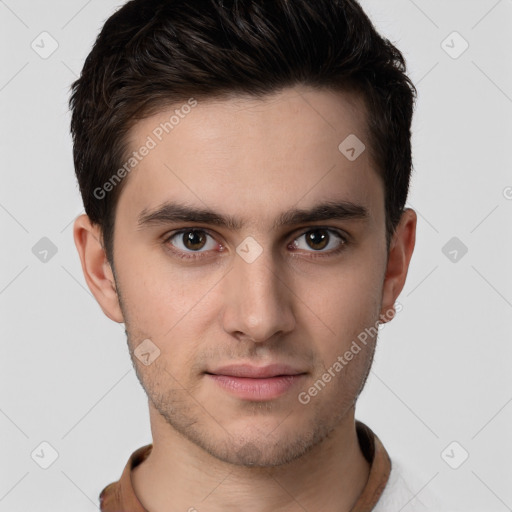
[379, 208, 417, 323]
[73, 214, 124, 323]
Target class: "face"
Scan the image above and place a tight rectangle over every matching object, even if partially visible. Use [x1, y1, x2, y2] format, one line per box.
[86, 86, 410, 467]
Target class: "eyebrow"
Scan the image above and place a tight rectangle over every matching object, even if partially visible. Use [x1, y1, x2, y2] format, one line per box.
[137, 200, 369, 231]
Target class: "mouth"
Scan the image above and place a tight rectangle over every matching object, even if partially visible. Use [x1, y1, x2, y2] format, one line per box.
[204, 364, 308, 401]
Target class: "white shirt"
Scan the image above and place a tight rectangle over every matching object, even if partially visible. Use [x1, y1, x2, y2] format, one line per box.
[374, 459, 451, 512]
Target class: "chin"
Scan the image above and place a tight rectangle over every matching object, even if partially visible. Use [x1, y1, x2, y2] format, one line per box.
[187, 421, 331, 468]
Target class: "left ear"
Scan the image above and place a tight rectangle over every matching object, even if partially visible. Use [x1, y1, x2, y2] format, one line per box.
[379, 208, 417, 323]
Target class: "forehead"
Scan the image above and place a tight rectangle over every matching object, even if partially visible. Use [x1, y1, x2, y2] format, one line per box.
[117, 85, 383, 226]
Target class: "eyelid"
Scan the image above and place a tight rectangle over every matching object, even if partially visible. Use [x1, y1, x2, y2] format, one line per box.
[164, 228, 222, 257]
[163, 226, 349, 260]
[163, 226, 348, 243]
[293, 225, 348, 241]
[291, 227, 348, 251]
[164, 227, 217, 242]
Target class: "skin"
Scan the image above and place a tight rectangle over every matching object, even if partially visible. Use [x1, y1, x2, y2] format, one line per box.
[74, 85, 416, 512]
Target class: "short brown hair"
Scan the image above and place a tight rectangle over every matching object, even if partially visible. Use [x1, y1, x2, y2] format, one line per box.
[69, 0, 416, 265]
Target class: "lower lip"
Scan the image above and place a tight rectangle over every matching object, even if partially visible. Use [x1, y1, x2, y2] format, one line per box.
[206, 374, 306, 401]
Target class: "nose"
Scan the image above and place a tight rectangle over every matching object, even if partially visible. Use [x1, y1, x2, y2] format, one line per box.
[220, 248, 296, 343]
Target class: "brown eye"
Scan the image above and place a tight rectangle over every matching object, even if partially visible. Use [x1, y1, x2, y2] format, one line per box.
[291, 229, 346, 254]
[182, 230, 207, 250]
[167, 229, 218, 253]
[305, 229, 329, 250]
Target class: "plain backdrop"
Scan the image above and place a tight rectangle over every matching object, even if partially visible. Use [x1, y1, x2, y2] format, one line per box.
[1, 1, 511, 511]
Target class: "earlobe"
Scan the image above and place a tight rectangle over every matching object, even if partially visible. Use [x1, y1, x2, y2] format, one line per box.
[379, 208, 417, 324]
[73, 214, 124, 323]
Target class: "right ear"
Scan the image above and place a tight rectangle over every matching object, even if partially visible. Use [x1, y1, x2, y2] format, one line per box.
[73, 214, 124, 323]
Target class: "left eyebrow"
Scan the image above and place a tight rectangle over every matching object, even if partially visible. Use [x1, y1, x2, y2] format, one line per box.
[274, 201, 369, 229]
[136, 200, 370, 231]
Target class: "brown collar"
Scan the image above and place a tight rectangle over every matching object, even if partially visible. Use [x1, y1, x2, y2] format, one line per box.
[100, 420, 391, 512]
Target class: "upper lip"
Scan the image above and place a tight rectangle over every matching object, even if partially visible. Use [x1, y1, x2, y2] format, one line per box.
[206, 364, 307, 378]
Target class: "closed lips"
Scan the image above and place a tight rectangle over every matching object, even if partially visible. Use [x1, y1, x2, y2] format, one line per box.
[206, 364, 307, 378]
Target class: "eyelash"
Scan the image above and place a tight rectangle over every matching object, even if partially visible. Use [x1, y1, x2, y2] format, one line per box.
[163, 228, 349, 261]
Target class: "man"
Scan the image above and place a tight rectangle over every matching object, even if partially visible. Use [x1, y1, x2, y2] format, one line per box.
[70, 0, 436, 510]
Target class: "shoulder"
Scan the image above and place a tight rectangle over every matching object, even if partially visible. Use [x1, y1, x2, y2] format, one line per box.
[99, 480, 122, 511]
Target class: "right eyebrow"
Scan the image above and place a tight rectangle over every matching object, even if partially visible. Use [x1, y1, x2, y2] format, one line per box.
[136, 200, 369, 231]
[137, 202, 243, 230]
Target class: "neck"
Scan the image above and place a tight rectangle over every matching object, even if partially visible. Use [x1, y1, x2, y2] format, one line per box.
[132, 404, 371, 512]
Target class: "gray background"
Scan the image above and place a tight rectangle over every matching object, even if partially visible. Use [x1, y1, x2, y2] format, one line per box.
[1, 0, 511, 510]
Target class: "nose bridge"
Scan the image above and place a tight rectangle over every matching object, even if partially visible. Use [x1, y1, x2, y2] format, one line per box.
[221, 242, 295, 341]
[239, 253, 279, 304]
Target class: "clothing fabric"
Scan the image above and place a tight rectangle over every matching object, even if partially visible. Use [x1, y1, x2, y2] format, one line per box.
[373, 458, 446, 512]
[99, 421, 426, 511]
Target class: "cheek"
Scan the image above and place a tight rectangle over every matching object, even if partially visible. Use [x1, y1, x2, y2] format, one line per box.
[115, 246, 215, 333]
[115, 251, 226, 375]
[299, 253, 384, 327]
[291, 249, 386, 376]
